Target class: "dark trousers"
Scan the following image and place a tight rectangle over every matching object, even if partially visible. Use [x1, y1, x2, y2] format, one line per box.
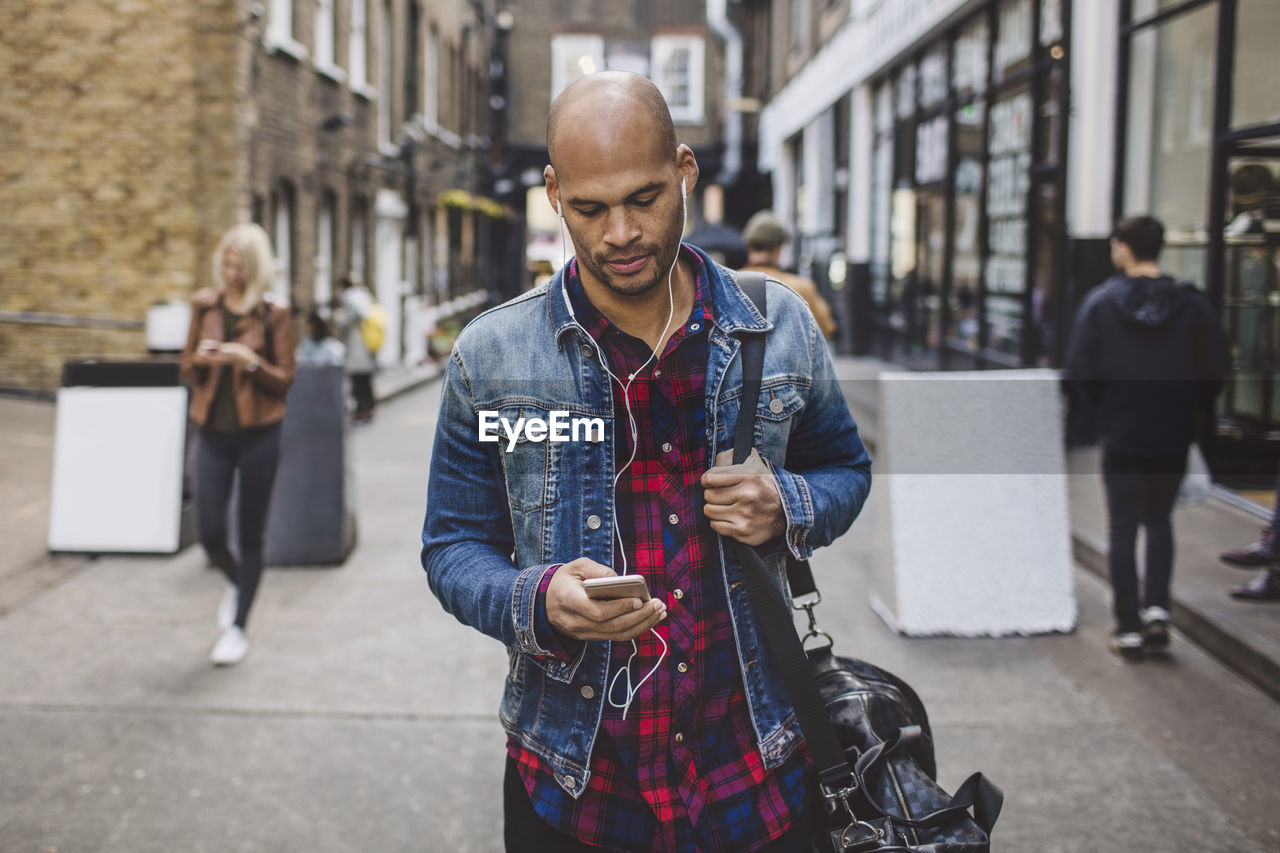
[195, 423, 282, 629]
[1101, 449, 1187, 633]
[503, 756, 815, 852]
[351, 372, 374, 418]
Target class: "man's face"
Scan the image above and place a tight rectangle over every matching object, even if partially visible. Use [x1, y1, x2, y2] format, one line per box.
[546, 116, 694, 299]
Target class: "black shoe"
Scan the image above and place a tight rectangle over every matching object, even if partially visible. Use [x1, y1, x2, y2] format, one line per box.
[1219, 528, 1280, 567]
[1229, 571, 1280, 601]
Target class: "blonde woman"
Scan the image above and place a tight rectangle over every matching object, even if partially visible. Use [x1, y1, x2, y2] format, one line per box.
[180, 223, 296, 665]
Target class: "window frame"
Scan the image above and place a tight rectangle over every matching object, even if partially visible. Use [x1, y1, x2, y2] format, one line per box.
[650, 35, 706, 125]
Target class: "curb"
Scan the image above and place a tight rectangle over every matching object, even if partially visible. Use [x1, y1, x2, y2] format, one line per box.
[1071, 529, 1280, 702]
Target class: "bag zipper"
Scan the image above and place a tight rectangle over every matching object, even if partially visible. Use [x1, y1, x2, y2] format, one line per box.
[859, 695, 921, 847]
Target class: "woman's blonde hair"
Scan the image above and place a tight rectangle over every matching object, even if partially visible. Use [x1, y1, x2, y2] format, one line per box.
[211, 223, 276, 310]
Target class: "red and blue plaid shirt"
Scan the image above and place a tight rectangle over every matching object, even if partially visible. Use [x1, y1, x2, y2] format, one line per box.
[508, 248, 810, 851]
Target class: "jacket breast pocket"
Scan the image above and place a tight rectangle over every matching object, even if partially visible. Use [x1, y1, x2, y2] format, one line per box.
[714, 380, 807, 463]
[755, 381, 806, 462]
[487, 404, 554, 512]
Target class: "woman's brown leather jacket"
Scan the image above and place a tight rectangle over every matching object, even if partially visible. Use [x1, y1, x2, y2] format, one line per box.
[179, 288, 297, 429]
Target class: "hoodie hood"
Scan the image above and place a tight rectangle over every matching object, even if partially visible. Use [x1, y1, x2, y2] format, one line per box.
[1105, 275, 1187, 328]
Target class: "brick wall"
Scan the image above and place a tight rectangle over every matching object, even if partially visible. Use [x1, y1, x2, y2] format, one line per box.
[0, 0, 240, 392]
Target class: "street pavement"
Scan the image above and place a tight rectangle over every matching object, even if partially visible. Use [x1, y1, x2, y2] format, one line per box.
[1, 374, 1277, 852]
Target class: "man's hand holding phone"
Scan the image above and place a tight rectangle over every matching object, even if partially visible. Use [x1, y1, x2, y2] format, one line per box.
[546, 558, 665, 642]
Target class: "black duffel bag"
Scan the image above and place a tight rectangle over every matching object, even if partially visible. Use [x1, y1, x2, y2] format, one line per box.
[732, 272, 1003, 853]
[808, 649, 1000, 852]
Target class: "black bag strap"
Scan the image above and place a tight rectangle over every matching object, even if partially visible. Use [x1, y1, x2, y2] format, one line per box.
[734, 272, 817, 600]
[733, 271, 767, 465]
[732, 271, 853, 790]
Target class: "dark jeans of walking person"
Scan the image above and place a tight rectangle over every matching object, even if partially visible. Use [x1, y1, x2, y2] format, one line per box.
[195, 423, 282, 631]
[1102, 450, 1186, 653]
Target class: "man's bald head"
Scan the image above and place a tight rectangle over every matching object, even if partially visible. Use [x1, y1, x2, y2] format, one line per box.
[546, 72, 677, 172]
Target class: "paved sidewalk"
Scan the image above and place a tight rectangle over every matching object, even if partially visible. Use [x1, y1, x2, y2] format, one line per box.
[0, 366, 1276, 851]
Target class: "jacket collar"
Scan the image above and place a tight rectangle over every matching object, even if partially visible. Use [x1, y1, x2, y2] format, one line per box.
[546, 243, 771, 344]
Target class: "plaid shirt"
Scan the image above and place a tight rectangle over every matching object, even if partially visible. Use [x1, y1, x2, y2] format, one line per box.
[508, 248, 810, 852]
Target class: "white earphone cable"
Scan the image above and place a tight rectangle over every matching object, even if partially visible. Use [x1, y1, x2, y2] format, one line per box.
[557, 178, 688, 719]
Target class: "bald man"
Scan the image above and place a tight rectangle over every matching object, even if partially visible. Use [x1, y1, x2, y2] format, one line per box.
[421, 72, 871, 852]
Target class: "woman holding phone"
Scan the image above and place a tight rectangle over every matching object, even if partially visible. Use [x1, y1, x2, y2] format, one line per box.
[180, 223, 296, 666]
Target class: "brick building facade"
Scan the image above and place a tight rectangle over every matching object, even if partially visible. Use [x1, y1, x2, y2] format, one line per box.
[1, 0, 500, 393]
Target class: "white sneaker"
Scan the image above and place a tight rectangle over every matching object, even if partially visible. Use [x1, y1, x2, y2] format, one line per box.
[1109, 631, 1145, 659]
[210, 626, 250, 666]
[217, 585, 238, 630]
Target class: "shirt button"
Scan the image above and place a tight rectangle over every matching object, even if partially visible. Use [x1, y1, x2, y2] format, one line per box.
[689, 322, 700, 332]
[673, 588, 684, 600]
[677, 662, 688, 673]
[674, 733, 684, 743]
[667, 513, 678, 525]
[586, 515, 601, 530]
[662, 442, 673, 453]
[654, 369, 662, 378]
[580, 686, 595, 699]
[769, 398, 785, 414]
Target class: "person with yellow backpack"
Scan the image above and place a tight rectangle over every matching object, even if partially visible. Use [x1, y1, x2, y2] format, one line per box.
[338, 274, 384, 424]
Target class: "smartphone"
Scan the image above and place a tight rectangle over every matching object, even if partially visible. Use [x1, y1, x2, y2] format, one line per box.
[583, 574, 651, 602]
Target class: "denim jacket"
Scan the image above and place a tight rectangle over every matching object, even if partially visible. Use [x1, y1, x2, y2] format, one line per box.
[421, 246, 872, 798]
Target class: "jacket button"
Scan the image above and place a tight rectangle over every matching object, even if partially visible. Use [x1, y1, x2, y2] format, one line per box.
[563, 776, 576, 789]
[677, 663, 688, 673]
[580, 685, 595, 699]
[769, 398, 785, 414]
[587, 515, 601, 530]
[580, 344, 593, 358]
[674, 732, 684, 743]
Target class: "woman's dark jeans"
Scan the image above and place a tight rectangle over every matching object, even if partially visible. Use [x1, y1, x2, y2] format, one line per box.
[195, 423, 282, 629]
[1101, 449, 1187, 633]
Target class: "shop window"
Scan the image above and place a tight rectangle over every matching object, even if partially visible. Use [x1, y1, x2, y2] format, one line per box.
[985, 85, 1033, 359]
[1221, 157, 1280, 426]
[993, 0, 1033, 86]
[1123, 3, 1218, 246]
[954, 17, 989, 98]
[651, 36, 705, 124]
[1040, 0, 1064, 47]
[919, 44, 948, 109]
[870, 83, 894, 308]
[551, 35, 604, 102]
[1233, 0, 1280, 130]
[1130, 0, 1199, 23]
[949, 100, 986, 352]
[895, 64, 917, 120]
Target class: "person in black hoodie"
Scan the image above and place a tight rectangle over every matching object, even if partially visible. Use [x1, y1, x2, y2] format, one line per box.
[1067, 216, 1231, 659]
